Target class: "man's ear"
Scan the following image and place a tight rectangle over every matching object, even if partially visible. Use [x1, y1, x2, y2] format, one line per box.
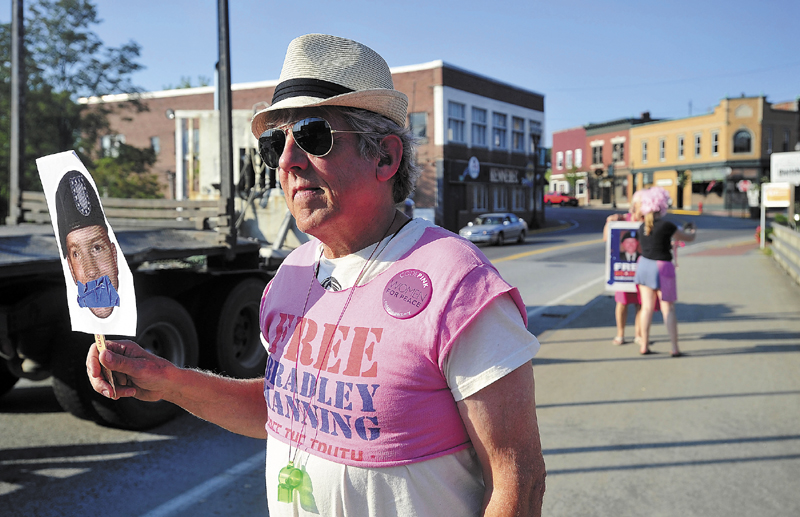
[376, 135, 402, 182]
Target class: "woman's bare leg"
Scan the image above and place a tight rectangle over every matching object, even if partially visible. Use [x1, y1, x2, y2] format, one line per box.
[659, 294, 679, 355]
[638, 286, 657, 354]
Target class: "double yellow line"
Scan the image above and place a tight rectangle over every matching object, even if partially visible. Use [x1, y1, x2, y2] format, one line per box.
[493, 238, 604, 263]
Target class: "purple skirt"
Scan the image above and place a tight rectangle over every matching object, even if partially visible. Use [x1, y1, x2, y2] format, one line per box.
[634, 257, 677, 302]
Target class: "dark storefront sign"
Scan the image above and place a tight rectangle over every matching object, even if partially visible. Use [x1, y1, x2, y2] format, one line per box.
[448, 157, 524, 185]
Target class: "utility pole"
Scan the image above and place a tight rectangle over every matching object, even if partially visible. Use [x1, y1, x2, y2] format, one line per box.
[7, 0, 25, 225]
[217, 0, 236, 247]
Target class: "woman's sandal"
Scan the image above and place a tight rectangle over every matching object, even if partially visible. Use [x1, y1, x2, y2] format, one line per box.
[612, 336, 625, 346]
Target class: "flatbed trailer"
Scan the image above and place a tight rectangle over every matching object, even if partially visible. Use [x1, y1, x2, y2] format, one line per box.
[0, 201, 277, 430]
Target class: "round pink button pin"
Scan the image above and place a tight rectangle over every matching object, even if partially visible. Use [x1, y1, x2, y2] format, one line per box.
[383, 269, 432, 319]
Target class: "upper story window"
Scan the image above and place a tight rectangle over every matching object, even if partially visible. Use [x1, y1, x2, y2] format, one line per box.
[471, 107, 487, 147]
[447, 101, 466, 143]
[612, 142, 625, 162]
[592, 144, 603, 165]
[102, 134, 126, 158]
[712, 131, 719, 155]
[659, 139, 666, 161]
[678, 136, 685, 159]
[492, 112, 507, 149]
[642, 141, 648, 163]
[784, 129, 791, 152]
[766, 127, 773, 153]
[529, 120, 542, 155]
[150, 136, 161, 155]
[575, 148, 583, 167]
[512, 117, 525, 152]
[566, 150, 573, 169]
[556, 151, 564, 170]
[409, 112, 428, 142]
[733, 129, 752, 153]
[694, 134, 701, 157]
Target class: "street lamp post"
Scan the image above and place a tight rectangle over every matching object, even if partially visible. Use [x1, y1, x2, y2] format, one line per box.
[608, 151, 616, 208]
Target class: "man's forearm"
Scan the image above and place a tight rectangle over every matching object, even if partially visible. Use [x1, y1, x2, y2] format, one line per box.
[165, 368, 268, 439]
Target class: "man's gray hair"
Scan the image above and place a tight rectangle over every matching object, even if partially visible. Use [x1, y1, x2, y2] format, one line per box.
[264, 107, 421, 204]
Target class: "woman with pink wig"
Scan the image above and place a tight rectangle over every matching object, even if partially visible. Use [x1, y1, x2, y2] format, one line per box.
[634, 187, 697, 356]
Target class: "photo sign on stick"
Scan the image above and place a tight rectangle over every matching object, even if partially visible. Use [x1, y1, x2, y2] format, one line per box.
[37, 151, 138, 393]
[605, 221, 642, 293]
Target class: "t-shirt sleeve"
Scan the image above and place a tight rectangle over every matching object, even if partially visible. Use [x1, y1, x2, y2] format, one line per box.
[443, 292, 540, 401]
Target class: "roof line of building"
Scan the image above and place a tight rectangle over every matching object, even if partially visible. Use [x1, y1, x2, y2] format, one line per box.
[80, 59, 544, 105]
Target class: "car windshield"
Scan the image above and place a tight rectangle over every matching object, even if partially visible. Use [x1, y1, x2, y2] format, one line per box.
[475, 216, 504, 225]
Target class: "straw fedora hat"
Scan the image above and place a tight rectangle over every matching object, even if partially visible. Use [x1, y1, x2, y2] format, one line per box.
[251, 34, 408, 137]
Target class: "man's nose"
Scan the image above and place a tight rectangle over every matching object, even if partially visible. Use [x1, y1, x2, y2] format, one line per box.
[278, 131, 310, 171]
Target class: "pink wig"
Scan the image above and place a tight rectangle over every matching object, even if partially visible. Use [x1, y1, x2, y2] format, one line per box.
[639, 187, 670, 217]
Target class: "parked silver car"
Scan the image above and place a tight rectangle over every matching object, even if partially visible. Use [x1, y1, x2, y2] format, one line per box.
[459, 212, 528, 245]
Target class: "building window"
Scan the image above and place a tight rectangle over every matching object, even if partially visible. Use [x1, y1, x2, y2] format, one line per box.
[492, 185, 508, 210]
[575, 148, 582, 167]
[512, 187, 526, 211]
[556, 151, 564, 170]
[678, 136, 685, 159]
[512, 117, 525, 152]
[733, 129, 751, 153]
[150, 136, 161, 155]
[784, 129, 791, 152]
[766, 127, 773, 153]
[529, 120, 542, 155]
[492, 112, 507, 149]
[592, 145, 603, 165]
[712, 132, 719, 155]
[612, 142, 625, 162]
[642, 141, 648, 163]
[447, 101, 466, 143]
[694, 134, 701, 157]
[472, 184, 488, 211]
[101, 134, 126, 158]
[409, 112, 427, 142]
[659, 139, 666, 161]
[566, 150, 573, 169]
[471, 107, 487, 147]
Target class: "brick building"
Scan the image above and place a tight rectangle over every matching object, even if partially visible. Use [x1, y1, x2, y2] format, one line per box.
[83, 61, 546, 232]
[550, 126, 588, 204]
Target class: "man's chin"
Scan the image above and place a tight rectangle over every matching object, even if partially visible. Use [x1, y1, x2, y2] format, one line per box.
[89, 307, 114, 319]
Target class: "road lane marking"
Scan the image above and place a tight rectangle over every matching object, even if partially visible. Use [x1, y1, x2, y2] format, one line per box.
[493, 238, 604, 263]
[140, 452, 264, 517]
[527, 276, 605, 320]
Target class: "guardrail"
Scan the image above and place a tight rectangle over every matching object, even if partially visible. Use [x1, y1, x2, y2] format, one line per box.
[21, 191, 221, 230]
[770, 223, 800, 286]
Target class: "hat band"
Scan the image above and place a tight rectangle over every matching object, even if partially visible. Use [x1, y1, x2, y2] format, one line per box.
[271, 78, 354, 105]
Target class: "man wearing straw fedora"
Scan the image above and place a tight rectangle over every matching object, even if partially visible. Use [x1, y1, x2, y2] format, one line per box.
[87, 33, 546, 516]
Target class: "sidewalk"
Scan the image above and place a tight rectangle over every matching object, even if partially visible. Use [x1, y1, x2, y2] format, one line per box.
[533, 240, 800, 516]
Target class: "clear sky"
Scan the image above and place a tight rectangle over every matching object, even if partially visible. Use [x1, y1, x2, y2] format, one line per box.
[5, 0, 800, 145]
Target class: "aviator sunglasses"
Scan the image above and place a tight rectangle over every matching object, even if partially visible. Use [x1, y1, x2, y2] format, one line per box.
[258, 117, 368, 169]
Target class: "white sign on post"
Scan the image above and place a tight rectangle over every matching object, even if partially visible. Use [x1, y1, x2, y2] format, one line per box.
[771, 151, 800, 185]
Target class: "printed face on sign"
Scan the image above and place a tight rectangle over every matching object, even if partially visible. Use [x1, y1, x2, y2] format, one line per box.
[56, 170, 121, 319]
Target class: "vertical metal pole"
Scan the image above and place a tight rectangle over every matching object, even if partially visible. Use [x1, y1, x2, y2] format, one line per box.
[217, 0, 236, 246]
[760, 187, 765, 250]
[7, 0, 24, 225]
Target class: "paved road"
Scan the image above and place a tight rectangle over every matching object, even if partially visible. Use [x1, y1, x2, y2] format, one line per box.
[3, 209, 786, 517]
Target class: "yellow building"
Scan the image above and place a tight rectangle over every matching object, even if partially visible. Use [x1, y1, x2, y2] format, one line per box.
[629, 96, 799, 211]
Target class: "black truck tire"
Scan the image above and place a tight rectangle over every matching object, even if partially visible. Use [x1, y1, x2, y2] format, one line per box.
[210, 277, 267, 378]
[91, 296, 200, 430]
[52, 332, 103, 422]
[0, 360, 19, 397]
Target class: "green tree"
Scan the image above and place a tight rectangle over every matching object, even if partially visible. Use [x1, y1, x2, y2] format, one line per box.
[93, 143, 161, 199]
[1, 0, 159, 222]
